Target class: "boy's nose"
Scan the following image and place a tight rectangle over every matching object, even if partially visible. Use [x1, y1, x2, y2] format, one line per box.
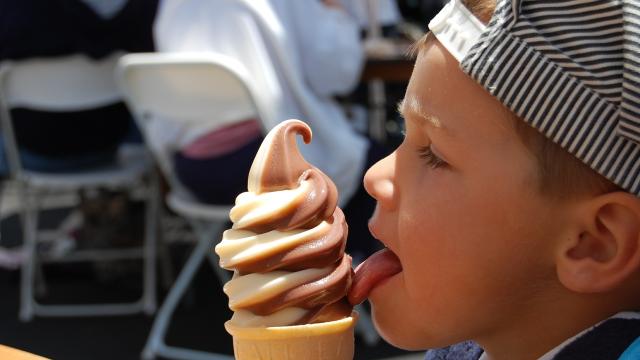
[363, 153, 397, 211]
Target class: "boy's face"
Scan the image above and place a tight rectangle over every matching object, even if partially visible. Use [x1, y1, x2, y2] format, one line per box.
[363, 37, 572, 349]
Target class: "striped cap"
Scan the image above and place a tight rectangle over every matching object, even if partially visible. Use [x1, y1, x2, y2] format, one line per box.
[429, 0, 640, 195]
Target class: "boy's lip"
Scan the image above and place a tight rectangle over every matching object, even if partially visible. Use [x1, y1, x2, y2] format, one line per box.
[367, 216, 402, 265]
[368, 220, 381, 242]
[368, 213, 393, 251]
[367, 204, 402, 259]
[368, 206, 380, 234]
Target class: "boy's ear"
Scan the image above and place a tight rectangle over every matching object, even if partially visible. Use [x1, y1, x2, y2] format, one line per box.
[557, 191, 640, 293]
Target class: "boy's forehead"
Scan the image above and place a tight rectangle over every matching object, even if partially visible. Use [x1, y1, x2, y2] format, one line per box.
[405, 37, 455, 124]
[405, 38, 519, 142]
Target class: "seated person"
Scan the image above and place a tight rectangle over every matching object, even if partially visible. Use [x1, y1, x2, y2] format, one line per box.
[154, 0, 387, 258]
[168, 118, 262, 205]
[0, 0, 158, 174]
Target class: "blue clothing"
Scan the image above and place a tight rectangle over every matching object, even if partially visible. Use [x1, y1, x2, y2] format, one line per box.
[0, 104, 135, 176]
[620, 337, 640, 360]
[424, 341, 483, 360]
[0, 138, 116, 176]
[424, 313, 640, 360]
[173, 136, 263, 205]
[0, 108, 143, 176]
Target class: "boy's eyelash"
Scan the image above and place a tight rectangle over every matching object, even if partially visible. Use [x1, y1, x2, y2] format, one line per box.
[398, 114, 446, 169]
[418, 146, 447, 169]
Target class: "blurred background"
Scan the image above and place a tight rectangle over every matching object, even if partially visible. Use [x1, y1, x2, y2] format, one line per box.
[0, 0, 446, 359]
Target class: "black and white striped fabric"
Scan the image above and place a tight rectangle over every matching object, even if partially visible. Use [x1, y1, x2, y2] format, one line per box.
[456, 0, 640, 195]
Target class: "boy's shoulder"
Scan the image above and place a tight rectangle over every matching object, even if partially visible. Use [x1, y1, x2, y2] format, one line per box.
[424, 312, 640, 360]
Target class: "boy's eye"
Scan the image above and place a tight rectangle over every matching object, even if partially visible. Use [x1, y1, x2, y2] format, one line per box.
[418, 146, 448, 169]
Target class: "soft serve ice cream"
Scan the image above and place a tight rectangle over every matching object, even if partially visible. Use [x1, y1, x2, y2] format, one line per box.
[215, 119, 353, 328]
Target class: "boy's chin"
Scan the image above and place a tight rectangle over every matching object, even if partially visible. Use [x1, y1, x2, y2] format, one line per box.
[373, 316, 457, 351]
[369, 296, 432, 351]
[370, 307, 442, 351]
[369, 289, 459, 351]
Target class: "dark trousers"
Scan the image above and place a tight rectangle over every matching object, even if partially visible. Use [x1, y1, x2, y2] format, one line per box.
[173, 136, 263, 205]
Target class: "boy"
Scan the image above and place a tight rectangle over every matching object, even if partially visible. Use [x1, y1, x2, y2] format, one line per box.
[348, 0, 640, 359]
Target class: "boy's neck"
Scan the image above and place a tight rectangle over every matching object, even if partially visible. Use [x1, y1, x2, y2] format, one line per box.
[476, 292, 630, 360]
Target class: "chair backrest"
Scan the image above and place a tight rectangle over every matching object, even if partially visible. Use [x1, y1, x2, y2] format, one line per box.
[0, 53, 124, 176]
[116, 52, 273, 127]
[0, 53, 122, 111]
[115, 52, 273, 194]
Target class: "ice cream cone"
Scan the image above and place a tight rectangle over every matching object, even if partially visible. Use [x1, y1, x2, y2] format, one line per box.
[225, 311, 358, 360]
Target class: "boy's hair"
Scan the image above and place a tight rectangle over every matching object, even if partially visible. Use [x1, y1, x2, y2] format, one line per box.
[414, 0, 620, 199]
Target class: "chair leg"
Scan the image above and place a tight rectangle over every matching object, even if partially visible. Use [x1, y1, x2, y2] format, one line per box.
[157, 207, 175, 292]
[34, 262, 47, 298]
[142, 219, 234, 360]
[158, 239, 175, 292]
[191, 220, 230, 285]
[142, 177, 160, 315]
[19, 191, 39, 322]
[141, 226, 213, 360]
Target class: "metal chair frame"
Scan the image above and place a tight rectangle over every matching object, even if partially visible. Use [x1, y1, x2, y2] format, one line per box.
[0, 53, 159, 321]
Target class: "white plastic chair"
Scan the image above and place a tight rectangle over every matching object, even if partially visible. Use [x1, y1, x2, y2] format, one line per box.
[116, 52, 268, 360]
[0, 53, 159, 321]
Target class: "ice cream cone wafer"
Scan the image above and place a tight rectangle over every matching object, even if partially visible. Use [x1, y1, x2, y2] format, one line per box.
[225, 311, 358, 360]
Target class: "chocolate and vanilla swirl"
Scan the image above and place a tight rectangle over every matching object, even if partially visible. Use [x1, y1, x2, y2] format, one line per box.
[215, 119, 353, 327]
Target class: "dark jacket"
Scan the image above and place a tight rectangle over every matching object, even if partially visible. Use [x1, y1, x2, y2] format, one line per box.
[425, 314, 640, 360]
[0, 0, 157, 157]
[0, 0, 157, 61]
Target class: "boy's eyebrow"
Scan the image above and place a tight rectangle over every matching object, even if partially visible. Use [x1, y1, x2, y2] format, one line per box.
[397, 97, 448, 134]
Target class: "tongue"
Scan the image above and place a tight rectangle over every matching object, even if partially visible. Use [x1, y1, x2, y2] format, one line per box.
[348, 248, 402, 306]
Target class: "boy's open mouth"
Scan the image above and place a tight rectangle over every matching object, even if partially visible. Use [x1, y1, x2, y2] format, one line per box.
[347, 248, 402, 306]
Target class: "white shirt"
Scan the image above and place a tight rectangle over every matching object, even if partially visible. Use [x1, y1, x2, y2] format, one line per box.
[153, 0, 368, 204]
[341, 0, 402, 28]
